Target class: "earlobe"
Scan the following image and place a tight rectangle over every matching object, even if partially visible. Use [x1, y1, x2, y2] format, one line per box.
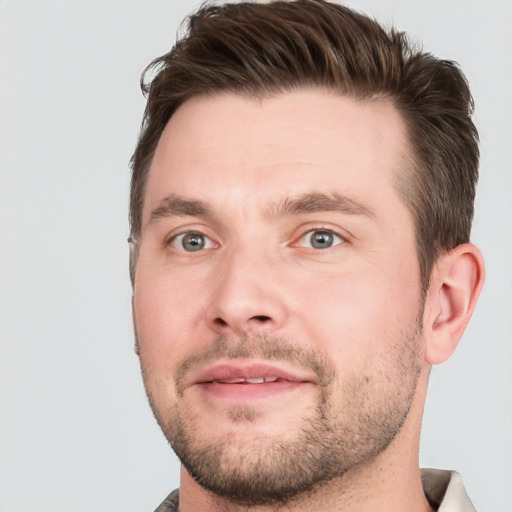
[424, 243, 485, 365]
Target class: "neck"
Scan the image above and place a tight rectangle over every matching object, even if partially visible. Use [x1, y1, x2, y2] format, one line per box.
[179, 456, 433, 512]
[178, 441, 433, 511]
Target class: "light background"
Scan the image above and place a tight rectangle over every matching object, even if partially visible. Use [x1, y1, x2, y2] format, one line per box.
[0, 1, 511, 511]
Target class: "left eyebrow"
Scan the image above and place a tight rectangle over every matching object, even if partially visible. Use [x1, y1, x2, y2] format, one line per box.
[148, 194, 213, 225]
[267, 192, 375, 219]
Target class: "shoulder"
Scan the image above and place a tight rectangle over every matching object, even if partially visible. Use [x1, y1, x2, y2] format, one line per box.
[154, 488, 179, 512]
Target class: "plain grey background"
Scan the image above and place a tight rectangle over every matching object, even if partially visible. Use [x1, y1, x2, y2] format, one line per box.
[1, 1, 511, 511]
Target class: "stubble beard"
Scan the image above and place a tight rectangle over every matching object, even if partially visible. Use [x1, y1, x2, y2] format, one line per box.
[140, 328, 423, 508]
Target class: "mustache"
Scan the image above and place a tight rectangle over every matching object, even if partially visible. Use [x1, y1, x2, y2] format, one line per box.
[175, 334, 336, 392]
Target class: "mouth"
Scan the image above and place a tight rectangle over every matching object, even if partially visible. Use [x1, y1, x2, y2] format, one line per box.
[188, 361, 313, 402]
[208, 377, 289, 384]
[193, 361, 309, 385]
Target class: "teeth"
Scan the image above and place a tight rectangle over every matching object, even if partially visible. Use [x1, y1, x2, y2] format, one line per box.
[213, 377, 280, 384]
[245, 378, 265, 384]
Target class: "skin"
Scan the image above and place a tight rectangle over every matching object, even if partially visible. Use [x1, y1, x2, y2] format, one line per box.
[132, 90, 484, 511]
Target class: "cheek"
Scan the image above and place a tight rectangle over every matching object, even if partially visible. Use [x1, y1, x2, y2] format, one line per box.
[133, 269, 207, 370]
[292, 255, 422, 363]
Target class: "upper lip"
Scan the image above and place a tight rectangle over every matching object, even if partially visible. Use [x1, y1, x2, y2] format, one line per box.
[190, 361, 313, 385]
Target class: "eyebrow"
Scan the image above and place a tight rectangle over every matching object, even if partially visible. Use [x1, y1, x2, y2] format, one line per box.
[149, 194, 213, 224]
[147, 191, 374, 228]
[267, 192, 375, 219]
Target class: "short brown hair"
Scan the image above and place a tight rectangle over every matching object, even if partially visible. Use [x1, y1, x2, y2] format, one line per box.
[129, 0, 479, 290]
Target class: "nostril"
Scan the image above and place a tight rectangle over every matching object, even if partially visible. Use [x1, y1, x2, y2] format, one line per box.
[210, 314, 274, 331]
[250, 315, 271, 322]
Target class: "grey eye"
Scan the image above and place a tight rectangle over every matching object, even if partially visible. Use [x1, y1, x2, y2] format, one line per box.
[310, 231, 334, 248]
[299, 230, 343, 249]
[173, 232, 209, 252]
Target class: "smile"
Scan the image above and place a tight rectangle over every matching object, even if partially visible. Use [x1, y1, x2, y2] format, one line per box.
[211, 377, 287, 384]
[192, 361, 310, 386]
[187, 361, 314, 403]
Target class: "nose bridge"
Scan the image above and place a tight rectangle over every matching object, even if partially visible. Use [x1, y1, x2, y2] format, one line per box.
[206, 241, 287, 334]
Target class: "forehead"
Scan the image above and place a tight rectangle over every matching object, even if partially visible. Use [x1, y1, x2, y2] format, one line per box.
[144, 90, 412, 225]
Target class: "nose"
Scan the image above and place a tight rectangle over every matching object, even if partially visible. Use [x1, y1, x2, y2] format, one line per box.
[206, 248, 288, 335]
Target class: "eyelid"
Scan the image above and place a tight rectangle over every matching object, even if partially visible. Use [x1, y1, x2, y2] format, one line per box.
[166, 228, 218, 252]
[292, 226, 347, 249]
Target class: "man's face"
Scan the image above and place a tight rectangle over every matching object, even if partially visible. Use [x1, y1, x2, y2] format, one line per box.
[133, 90, 425, 506]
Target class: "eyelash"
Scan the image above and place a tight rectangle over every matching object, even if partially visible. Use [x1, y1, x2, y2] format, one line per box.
[294, 227, 345, 249]
[168, 231, 216, 252]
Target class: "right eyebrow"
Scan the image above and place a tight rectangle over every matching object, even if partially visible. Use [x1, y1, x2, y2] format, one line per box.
[148, 194, 213, 225]
[267, 192, 375, 220]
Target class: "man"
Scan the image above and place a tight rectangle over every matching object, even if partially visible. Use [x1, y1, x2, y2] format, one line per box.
[129, 1, 485, 510]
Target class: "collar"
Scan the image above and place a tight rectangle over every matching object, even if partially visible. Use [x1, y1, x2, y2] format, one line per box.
[421, 468, 476, 511]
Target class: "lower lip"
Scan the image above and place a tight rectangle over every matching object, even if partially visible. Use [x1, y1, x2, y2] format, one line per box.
[198, 380, 304, 402]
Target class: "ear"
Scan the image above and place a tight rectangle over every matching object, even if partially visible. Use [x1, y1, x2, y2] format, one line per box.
[424, 243, 485, 365]
[132, 295, 141, 356]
